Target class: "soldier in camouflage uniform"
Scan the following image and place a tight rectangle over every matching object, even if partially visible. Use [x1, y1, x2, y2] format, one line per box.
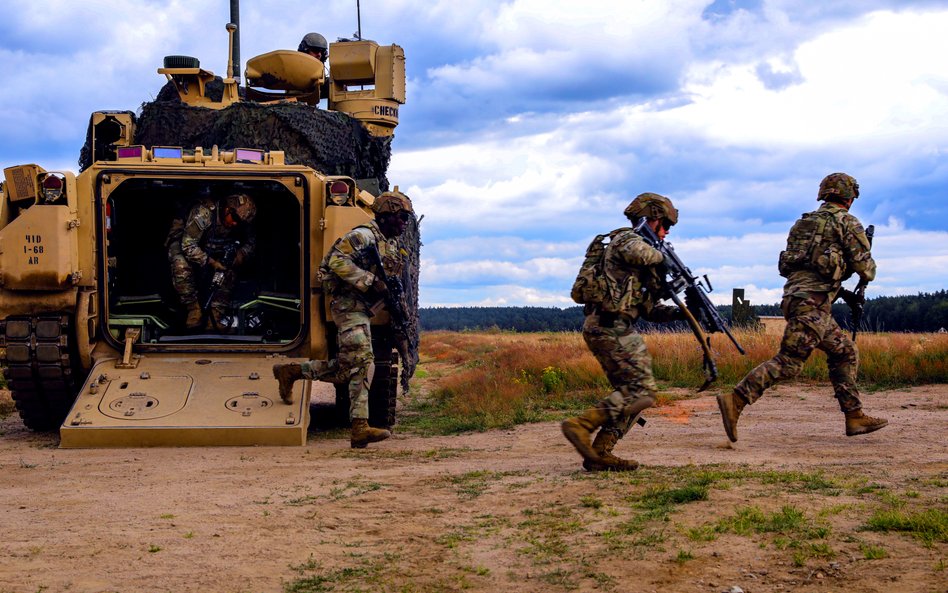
[717, 173, 887, 441]
[272, 190, 413, 449]
[562, 193, 687, 471]
[167, 194, 257, 330]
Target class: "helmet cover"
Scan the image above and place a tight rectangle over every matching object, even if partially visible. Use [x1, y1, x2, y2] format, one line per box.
[623, 192, 678, 226]
[226, 193, 256, 223]
[373, 189, 414, 215]
[818, 172, 859, 201]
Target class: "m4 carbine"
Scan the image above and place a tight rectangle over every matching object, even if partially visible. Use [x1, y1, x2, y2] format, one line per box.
[837, 223, 874, 341]
[203, 241, 240, 316]
[634, 218, 746, 390]
[366, 243, 417, 391]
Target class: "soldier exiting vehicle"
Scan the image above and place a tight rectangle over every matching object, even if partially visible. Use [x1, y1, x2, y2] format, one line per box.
[562, 193, 688, 471]
[717, 173, 887, 441]
[167, 193, 257, 330]
[272, 190, 413, 449]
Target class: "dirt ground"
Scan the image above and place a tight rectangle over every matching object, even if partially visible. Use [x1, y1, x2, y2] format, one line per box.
[0, 380, 945, 593]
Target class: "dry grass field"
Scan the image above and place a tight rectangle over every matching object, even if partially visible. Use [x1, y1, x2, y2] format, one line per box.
[0, 330, 945, 593]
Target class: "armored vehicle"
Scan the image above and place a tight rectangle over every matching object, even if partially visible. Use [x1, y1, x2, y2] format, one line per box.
[0, 24, 418, 447]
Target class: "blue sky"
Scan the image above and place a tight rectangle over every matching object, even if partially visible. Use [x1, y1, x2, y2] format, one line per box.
[2, 0, 947, 307]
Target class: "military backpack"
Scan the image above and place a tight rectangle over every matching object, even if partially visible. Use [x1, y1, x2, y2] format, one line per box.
[778, 210, 845, 281]
[570, 228, 630, 310]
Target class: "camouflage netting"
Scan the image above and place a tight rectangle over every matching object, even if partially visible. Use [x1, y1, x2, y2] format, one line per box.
[397, 214, 422, 392]
[78, 80, 420, 386]
[81, 81, 392, 185]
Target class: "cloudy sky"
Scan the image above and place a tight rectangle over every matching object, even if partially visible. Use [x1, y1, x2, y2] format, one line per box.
[2, 0, 947, 307]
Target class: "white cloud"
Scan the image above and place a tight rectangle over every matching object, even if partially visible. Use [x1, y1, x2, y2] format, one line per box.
[676, 9, 948, 147]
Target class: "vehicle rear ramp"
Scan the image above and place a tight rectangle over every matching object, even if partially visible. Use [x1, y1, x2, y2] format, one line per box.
[59, 354, 318, 448]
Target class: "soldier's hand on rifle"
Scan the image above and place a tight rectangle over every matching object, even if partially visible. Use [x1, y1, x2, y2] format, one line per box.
[208, 258, 228, 272]
[837, 288, 861, 308]
[371, 276, 389, 298]
[232, 251, 247, 269]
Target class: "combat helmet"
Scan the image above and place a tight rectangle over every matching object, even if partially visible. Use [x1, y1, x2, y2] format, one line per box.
[818, 172, 859, 201]
[624, 192, 678, 226]
[373, 187, 414, 216]
[298, 32, 329, 61]
[225, 193, 257, 223]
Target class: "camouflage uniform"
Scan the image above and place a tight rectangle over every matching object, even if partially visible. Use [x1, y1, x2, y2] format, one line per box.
[734, 201, 876, 412]
[300, 220, 403, 420]
[167, 200, 256, 319]
[584, 229, 683, 437]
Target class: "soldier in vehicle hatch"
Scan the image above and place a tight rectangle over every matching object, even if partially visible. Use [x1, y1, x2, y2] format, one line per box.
[272, 190, 413, 449]
[167, 193, 257, 331]
[298, 32, 329, 63]
[562, 193, 688, 471]
[717, 173, 887, 442]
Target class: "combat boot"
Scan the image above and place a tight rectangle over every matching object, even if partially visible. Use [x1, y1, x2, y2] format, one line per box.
[272, 363, 303, 404]
[561, 408, 609, 465]
[185, 302, 203, 329]
[845, 410, 888, 436]
[583, 430, 639, 472]
[717, 389, 747, 442]
[351, 418, 391, 449]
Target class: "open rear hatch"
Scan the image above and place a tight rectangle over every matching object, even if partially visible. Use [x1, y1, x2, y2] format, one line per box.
[60, 354, 311, 447]
[60, 171, 316, 447]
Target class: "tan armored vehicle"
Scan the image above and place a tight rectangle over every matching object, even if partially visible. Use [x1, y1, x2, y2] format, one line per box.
[0, 25, 417, 447]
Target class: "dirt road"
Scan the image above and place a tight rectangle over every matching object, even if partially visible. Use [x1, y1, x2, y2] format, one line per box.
[1, 383, 945, 593]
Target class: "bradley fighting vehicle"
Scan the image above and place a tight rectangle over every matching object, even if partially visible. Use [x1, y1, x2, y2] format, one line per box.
[0, 23, 419, 447]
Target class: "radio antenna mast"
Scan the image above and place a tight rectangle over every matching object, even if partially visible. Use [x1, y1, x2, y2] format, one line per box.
[356, 0, 363, 39]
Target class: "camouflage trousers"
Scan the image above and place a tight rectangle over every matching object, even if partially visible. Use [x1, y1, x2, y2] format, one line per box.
[167, 244, 235, 316]
[300, 298, 374, 420]
[583, 312, 658, 438]
[735, 294, 862, 413]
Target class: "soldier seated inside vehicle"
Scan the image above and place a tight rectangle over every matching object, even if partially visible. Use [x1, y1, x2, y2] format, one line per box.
[104, 178, 302, 344]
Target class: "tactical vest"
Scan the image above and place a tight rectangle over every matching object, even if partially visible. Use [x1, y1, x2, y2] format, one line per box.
[778, 209, 845, 281]
[319, 223, 400, 294]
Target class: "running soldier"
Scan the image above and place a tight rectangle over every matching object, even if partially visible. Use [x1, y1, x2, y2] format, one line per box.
[167, 193, 257, 330]
[272, 190, 413, 449]
[717, 173, 887, 441]
[562, 193, 687, 471]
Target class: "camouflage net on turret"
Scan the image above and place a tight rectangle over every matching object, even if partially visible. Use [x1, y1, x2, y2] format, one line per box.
[78, 81, 392, 186]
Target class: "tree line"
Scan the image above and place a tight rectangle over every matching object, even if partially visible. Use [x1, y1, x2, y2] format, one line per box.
[420, 291, 948, 333]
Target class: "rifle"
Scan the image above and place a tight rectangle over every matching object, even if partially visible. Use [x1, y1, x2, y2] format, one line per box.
[839, 224, 874, 341]
[203, 241, 239, 326]
[634, 218, 746, 391]
[365, 243, 417, 391]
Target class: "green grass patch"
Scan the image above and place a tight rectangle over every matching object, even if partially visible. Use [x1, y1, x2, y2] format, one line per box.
[860, 543, 887, 559]
[444, 470, 528, 500]
[711, 505, 833, 565]
[865, 508, 948, 544]
[676, 549, 695, 564]
[284, 553, 413, 593]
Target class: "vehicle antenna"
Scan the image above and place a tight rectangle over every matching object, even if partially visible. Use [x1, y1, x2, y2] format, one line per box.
[356, 0, 362, 40]
[230, 0, 241, 83]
